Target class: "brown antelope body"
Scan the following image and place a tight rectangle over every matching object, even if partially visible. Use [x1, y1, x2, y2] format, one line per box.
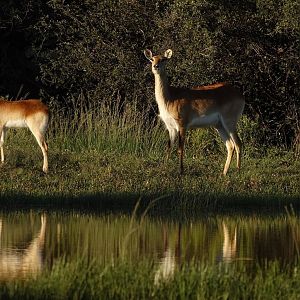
[0, 99, 49, 173]
[144, 49, 245, 175]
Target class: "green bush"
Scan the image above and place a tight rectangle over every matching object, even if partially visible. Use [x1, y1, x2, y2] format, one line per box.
[0, 0, 299, 147]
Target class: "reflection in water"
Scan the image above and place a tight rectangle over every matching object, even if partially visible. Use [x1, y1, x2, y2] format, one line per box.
[222, 222, 237, 263]
[154, 224, 181, 285]
[0, 215, 46, 280]
[0, 212, 299, 280]
[155, 222, 238, 284]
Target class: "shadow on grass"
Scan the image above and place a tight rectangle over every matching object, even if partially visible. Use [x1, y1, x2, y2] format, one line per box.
[0, 190, 299, 217]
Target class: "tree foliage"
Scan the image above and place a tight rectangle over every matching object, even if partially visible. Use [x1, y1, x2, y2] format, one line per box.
[0, 0, 299, 145]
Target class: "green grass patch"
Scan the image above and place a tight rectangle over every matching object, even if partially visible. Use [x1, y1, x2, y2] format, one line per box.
[1, 259, 300, 299]
[0, 100, 299, 212]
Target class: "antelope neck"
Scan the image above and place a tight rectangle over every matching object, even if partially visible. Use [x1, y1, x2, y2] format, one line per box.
[154, 73, 170, 112]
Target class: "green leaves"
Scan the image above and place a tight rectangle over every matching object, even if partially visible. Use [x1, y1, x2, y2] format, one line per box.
[0, 0, 299, 147]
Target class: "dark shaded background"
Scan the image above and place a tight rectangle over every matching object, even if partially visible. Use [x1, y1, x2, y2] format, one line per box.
[0, 0, 299, 146]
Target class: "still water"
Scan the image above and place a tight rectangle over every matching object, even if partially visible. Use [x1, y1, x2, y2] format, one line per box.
[0, 211, 299, 280]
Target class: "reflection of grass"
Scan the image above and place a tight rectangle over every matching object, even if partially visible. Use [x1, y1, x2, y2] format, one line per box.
[0, 100, 299, 211]
[1, 259, 300, 299]
[1, 212, 300, 298]
[285, 206, 300, 258]
[2, 212, 300, 266]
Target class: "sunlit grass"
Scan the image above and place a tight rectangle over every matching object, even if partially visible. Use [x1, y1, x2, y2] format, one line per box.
[1, 259, 300, 299]
[48, 97, 166, 156]
[0, 98, 299, 211]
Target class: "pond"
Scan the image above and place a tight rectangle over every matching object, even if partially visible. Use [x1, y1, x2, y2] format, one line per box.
[0, 210, 299, 281]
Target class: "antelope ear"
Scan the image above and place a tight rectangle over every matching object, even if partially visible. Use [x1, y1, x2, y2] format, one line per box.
[164, 49, 173, 59]
[144, 49, 153, 61]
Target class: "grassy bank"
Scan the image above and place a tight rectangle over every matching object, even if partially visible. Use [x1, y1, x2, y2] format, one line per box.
[1, 259, 300, 300]
[0, 100, 299, 212]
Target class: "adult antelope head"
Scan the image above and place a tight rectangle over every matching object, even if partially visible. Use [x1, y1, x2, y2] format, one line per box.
[0, 99, 49, 173]
[144, 49, 245, 175]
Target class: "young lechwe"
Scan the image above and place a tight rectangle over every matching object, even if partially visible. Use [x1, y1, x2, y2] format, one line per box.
[0, 99, 49, 173]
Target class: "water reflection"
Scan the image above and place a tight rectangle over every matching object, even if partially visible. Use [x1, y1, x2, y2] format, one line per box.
[154, 222, 238, 284]
[222, 222, 237, 263]
[0, 214, 46, 280]
[0, 212, 299, 280]
[154, 224, 181, 284]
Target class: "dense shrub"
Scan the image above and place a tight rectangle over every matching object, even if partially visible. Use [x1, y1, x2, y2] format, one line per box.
[0, 0, 299, 147]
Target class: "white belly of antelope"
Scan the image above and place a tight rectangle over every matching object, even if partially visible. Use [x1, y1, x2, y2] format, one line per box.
[187, 112, 219, 129]
[5, 120, 28, 128]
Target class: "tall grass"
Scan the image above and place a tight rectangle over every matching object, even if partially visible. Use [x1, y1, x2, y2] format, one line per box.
[48, 94, 268, 158]
[3, 93, 292, 163]
[48, 95, 166, 156]
[0, 95, 299, 211]
[1, 259, 300, 300]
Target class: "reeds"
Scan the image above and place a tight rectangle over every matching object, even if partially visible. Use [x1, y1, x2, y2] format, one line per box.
[1, 258, 300, 300]
[0, 95, 299, 211]
[48, 94, 166, 156]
